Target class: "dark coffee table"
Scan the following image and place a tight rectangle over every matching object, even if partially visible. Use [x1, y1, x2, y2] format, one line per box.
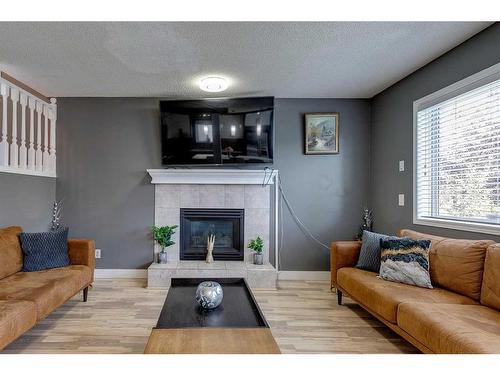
[144, 278, 280, 354]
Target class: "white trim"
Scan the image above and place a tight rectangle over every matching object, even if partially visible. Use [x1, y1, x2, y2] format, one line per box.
[95, 269, 328, 281]
[0, 166, 56, 178]
[413, 62, 500, 235]
[278, 271, 330, 281]
[413, 62, 500, 110]
[413, 99, 418, 226]
[414, 218, 500, 236]
[147, 168, 278, 185]
[94, 269, 147, 279]
[274, 176, 279, 272]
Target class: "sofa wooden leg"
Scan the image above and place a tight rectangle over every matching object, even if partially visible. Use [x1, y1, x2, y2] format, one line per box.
[337, 290, 342, 305]
[83, 286, 89, 302]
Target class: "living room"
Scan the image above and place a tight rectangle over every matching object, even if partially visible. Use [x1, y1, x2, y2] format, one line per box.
[1, 1, 500, 372]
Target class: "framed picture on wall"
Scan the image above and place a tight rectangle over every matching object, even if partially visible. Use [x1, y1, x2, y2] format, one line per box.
[304, 112, 339, 154]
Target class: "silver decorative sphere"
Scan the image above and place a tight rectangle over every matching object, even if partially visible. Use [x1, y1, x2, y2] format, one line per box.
[196, 281, 223, 309]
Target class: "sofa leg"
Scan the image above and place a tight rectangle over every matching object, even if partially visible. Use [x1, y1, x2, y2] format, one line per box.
[83, 286, 89, 302]
[337, 290, 342, 305]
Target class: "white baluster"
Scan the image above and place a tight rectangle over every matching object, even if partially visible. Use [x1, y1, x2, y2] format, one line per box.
[9, 88, 19, 168]
[0, 83, 8, 167]
[19, 93, 28, 169]
[42, 104, 50, 171]
[48, 98, 57, 173]
[27, 97, 36, 170]
[35, 101, 43, 171]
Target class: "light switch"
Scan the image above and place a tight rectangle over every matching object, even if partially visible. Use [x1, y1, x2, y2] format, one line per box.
[398, 194, 405, 206]
[399, 160, 405, 172]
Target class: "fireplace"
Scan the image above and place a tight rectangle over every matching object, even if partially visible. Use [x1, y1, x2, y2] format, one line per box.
[180, 208, 244, 261]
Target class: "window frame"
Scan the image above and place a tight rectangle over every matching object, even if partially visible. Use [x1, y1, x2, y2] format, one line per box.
[413, 62, 500, 236]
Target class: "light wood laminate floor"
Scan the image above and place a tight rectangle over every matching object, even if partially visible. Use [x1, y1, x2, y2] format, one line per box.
[3, 279, 418, 354]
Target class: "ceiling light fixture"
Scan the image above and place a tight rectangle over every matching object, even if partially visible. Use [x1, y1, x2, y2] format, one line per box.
[199, 77, 228, 93]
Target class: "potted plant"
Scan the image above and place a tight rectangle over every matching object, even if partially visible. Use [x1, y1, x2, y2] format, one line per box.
[152, 225, 178, 264]
[248, 236, 264, 265]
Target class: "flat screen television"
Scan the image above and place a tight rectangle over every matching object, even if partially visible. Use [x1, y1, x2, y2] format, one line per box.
[160, 97, 274, 166]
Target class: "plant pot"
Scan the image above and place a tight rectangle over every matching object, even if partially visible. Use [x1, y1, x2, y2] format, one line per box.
[158, 252, 168, 264]
[253, 252, 263, 265]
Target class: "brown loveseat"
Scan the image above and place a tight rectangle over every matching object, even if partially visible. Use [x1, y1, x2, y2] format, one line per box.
[0, 226, 95, 350]
[331, 229, 500, 354]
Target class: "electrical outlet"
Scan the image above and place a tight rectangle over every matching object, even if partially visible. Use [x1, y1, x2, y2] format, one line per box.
[95, 249, 101, 259]
[398, 194, 405, 206]
[399, 160, 405, 172]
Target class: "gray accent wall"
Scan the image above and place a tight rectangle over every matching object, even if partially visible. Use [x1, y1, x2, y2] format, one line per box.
[56, 98, 161, 269]
[56, 98, 370, 270]
[0, 172, 55, 231]
[275, 99, 370, 270]
[370, 23, 500, 242]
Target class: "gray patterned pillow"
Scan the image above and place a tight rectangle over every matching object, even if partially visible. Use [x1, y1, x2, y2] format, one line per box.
[19, 228, 70, 272]
[355, 231, 402, 273]
[379, 238, 433, 289]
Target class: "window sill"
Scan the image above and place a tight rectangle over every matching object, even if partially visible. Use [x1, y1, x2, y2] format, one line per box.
[413, 218, 500, 236]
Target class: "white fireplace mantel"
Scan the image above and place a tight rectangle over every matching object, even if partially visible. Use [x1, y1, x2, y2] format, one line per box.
[147, 168, 278, 185]
[147, 167, 280, 272]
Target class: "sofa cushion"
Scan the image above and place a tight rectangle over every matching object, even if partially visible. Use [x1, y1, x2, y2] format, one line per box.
[337, 267, 477, 323]
[0, 265, 92, 320]
[397, 302, 500, 354]
[0, 226, 24, 279]
[481, 244, 500, 311]
[20, 228, 70, 272]
[0, 300, 37, 350]
[400, 229, 493, 300]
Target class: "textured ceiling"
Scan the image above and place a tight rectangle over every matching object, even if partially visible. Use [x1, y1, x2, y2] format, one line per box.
[0, 22, 492, 98]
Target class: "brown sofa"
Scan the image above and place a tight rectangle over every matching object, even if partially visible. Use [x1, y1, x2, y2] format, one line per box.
[0, 226, 95, 350]
[331, 229, 500, 354]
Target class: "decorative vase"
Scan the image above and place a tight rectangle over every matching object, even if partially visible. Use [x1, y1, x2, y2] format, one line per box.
[196, 281, 223, 309]
[254, 252, 263, 265]
[158, 252, 168, 264]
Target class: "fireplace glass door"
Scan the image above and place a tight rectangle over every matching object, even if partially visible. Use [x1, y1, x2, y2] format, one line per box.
[180, 208, 244, 261]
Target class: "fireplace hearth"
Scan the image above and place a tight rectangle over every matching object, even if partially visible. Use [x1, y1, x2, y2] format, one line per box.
[180, 208, 244, 261]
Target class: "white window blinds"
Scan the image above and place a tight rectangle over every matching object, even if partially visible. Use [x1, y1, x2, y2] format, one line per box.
[415, 70, 500, 233]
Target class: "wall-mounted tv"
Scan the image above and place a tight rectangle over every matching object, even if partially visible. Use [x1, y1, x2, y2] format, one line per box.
[160, 97, 274, 166]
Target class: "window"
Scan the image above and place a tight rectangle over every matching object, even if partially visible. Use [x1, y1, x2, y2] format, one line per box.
[414, 63, 500, 235]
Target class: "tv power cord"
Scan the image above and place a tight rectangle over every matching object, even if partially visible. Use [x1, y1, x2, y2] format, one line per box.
[261, 167, 330, 269]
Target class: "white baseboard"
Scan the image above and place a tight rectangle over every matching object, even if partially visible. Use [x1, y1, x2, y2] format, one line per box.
[94, 269, 147, 279]
[278, 271, 330, 281]
[94, 269, 329, 281]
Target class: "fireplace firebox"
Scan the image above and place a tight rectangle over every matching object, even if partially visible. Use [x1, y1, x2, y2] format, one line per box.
[180, 208, 244, 261]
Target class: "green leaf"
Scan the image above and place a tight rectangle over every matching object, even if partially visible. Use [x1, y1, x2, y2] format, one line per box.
[248, 236, 263, 253]
[152, 225, 178, 251]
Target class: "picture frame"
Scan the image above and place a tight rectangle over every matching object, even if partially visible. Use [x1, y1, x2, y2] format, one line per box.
[304, 112, 339, 155]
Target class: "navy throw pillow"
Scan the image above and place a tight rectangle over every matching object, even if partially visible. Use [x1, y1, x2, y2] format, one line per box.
[355, 230, 402, 273]
[20, 228, 70, 272]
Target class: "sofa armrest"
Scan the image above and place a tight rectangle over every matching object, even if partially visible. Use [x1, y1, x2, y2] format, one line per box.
[330, 241, 362, 288]
[68, 239, 96, 282]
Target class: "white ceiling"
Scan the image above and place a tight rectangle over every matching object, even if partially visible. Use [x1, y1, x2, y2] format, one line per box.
[0, 22, 492, 98]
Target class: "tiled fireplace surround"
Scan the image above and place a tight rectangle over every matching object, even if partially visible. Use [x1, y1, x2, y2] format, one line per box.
[147, 169, 278, 288]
